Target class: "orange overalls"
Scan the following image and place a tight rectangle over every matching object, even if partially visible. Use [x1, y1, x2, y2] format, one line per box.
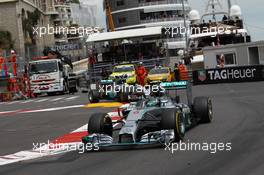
[136, 66, 147, 86]
[0, 57, 7, 76]
[9, 55, 17, 76]
[178, 64, 189, 81]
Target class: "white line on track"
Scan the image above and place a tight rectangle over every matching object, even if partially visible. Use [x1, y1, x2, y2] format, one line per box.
[34, 99, 49, 103]
[6, 101, 20, 105]
[0, 116, 120, 166]
[20, 99, 34, 104]
[0, 105, 85, 116]
[20, 105, 85, 113]
[65, 96, 80, 100]
[50, 97, 64, 102]
[0, 105, 127, 166]
[0, 110, 19, 115]
[72, 124, 88, 133]
[0, 123, 88, 166]
[21, 105, 84, 114]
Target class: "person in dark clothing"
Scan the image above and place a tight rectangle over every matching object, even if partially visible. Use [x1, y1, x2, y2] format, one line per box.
[174, 63, 180, 81]
[155, 63, 160, 68]
[222, 15, 228, 23]
[101, 68, 109, 79]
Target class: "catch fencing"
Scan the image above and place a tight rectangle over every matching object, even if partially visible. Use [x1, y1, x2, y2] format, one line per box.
[0, 55, 30, 102]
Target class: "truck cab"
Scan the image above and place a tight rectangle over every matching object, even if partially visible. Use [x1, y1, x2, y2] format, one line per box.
[29, 58, 75, 95]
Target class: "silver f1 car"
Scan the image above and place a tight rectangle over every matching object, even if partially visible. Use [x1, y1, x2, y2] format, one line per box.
[82, 81, 213, 151]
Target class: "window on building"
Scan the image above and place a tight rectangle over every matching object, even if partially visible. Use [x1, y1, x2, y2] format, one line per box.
[248, 47, 260, 65]
[216, 53, 237, 67]
[117, 0, 125, 6]
[118, 17, 127, 24]
[140, 10, 181, 21]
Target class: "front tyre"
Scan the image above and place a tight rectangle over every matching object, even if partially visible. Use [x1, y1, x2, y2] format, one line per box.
[88, 113, 113, 137]
[161, 109, 185, 142]
[88, 90, 100, 103]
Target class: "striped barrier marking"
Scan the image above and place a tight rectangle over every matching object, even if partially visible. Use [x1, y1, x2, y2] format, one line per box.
[0, 105, 85, 116]
[0, 107, 126, 166]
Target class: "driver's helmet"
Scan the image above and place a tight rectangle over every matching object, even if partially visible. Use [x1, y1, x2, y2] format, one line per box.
[146, 98, 160, 107]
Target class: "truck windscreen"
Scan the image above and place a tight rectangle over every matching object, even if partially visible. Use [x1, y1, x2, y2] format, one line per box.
[30, 61, 58, 74]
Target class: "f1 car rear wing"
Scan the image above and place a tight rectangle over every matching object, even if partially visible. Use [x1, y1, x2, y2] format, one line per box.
[100, 79, 113, 85]
[160, 81, 188, 90]
[160, 80, 193, 106]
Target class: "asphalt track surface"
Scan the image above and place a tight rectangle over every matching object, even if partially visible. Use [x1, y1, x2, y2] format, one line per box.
[0, 82, 264, 175]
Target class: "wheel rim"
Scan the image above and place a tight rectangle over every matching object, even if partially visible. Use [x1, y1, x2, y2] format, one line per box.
[208, 99, 213, 120]
[180, 117, 185, 134]
[176, 112, 185, 137]
[89, 93, 93, 101]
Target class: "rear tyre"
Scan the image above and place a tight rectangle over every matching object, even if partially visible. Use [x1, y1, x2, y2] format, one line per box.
[193, 96, 213, 123]
[88, 113, 113, 137]
[88, 90, 100, 103]
[161, 109, 185, 142]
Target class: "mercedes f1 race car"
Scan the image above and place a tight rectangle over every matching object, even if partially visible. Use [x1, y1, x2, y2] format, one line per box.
[82, 81, 213, 151]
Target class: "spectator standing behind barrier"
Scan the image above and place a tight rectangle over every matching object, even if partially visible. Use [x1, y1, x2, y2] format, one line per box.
[174, 63, 180, 81]
[136, 62, 147, 86]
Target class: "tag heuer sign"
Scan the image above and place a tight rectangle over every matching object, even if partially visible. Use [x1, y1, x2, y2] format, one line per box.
[198, 70, 207, 82]
[193, 65, 264, 85]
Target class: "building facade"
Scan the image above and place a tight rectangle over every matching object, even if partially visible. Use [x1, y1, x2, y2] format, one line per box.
[0, 0, 56, 59]
[53, 0, 74, 44]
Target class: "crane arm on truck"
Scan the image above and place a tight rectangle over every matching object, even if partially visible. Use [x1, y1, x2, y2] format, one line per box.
[43, 47, 73, 69]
